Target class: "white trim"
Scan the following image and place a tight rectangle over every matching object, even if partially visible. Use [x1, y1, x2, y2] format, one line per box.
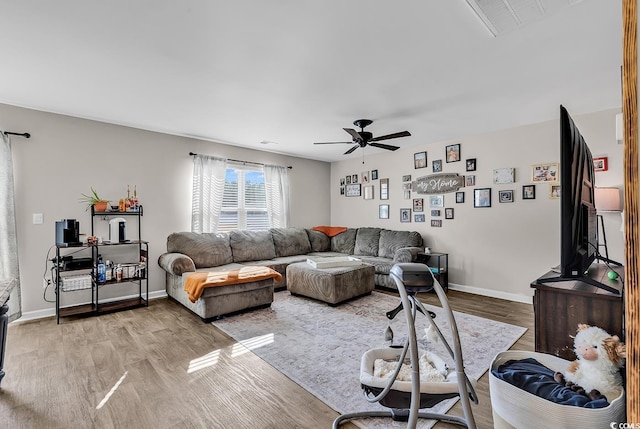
[448, 282, 533, 305]
[10, 290, 168, 324]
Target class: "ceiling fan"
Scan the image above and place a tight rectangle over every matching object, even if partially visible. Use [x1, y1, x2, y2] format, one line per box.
[314, 119, 411, 155]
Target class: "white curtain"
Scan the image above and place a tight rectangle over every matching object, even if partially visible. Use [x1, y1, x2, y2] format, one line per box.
[264, 164, 290, 228]
[191, 155, 227, 233]
[0, 132, 21, 322]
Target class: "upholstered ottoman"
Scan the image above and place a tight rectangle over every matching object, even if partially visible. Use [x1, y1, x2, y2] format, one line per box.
[286, 261, 375, 305]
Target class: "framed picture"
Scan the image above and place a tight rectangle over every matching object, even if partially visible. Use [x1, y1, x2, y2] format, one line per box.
[473, 188, 491, 208]
[531, 163, 559, 183]
[414, 151, 427, 169]
[429, 195, 444, 207]
[456, 191, 465, 203]
[498, 190, 514, 203]
[466, 158, 476, 172]
[432, 159, 442, 172]
[352, 174, 358, 183]
[431, 219, 442, 227]
[380, 178, 389, 200]
[340, 187, 345, 195]
[430, 209, 441, 216]
[340, 177, 345, 186]
[403, 190, 411, 200]
[414, 214, 425, 222]
[346, 175, 351, 184]
[379, 204, 389, 219]
[522, 184, 536, 200]
[446, 143, 461, 163]
[445, 208, 454, 219]
[363, 185, 374, 200]
[465, 175, 476, 186]
[493, 168, 516, 184]
[402, 174, 412, 182]
[361, 171, 370, 183]
[550, 185, 561, 199]
[345, 183, 361, 197]
[371, 169, 379, 180]
[593, 157, 608, 172]
[413, 198, 424, 212]
[400, 208, 412, 223]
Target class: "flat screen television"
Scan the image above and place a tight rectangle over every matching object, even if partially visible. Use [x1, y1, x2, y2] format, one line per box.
[539, 105, 620, 294]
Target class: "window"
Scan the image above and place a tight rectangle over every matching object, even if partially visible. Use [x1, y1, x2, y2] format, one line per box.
[218, 165, 269, 232]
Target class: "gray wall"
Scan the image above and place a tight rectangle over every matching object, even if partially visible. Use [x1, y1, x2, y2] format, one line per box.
[330, 108, 624, 302]
[0, 103, 331, 319]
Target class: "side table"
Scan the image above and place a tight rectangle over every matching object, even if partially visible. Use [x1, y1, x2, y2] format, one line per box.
[416, 252, 448, 292]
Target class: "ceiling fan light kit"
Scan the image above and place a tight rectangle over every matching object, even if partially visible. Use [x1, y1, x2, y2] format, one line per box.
[314, 119, 411, 155]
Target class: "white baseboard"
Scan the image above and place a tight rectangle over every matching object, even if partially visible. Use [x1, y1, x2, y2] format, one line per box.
[448, 283, 533, 305]
[12, 290, 168, 324]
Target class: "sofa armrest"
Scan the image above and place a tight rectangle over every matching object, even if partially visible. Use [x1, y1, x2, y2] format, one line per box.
[393, 246, 424, 263]
[158, 252, 196, 276]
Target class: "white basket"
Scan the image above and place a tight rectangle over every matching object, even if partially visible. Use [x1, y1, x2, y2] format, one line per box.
[61, 274, 92, 291]
[489, 350, 626, 429]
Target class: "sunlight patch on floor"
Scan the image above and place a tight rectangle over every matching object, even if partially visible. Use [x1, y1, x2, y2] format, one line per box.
[231, 333, 274, 357]
[96, 371, 128, 410]
[187, 350, 221, 373]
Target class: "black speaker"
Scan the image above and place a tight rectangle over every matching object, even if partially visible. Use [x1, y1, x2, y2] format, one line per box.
[55, 219, 80, 246]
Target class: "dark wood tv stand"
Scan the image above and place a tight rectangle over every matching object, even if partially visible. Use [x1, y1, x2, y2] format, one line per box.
[531, 263, 624, 360]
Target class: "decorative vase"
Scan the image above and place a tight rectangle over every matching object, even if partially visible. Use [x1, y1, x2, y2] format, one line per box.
[94, 201, 108, 212]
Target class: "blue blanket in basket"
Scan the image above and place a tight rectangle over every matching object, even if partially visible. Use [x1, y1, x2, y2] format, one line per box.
[491, 358, 610, 409]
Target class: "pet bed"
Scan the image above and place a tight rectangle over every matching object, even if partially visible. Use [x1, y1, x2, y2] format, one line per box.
[489, 350, 626, 429]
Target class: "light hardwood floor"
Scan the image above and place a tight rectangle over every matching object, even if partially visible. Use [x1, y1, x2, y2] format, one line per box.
[0, 290, 533, 429]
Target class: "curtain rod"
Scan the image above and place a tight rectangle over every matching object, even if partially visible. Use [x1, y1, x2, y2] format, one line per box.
[3, 131, 31, 138]
[189, 152, 292, 169]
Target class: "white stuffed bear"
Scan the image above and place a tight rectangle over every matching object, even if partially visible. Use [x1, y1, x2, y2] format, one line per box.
[555, 324, 626, 401]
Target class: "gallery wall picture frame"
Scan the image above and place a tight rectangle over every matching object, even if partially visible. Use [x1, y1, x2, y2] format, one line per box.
[432, 159, 442, 172]
[414, 151, 427, 169]
[473, 188, 491, 208]
[379, 204, 389, 219]
[345, 183, 361, 197]
[430, 209, 441, 216]
[522, 184, 536, 200]
[431, 219, 442, 227]
[531, 163, 559, 183]
[400, 208, 412, 223]
[456, 191, 465, 203]
[346, 175, 351, 184]
[498, 190, 514, 203]
[414, 214, 425, 222]
[413, 198, 424, 212]
[371, 169, 379, 180]
[340, 187, 345, 195]
[361, 171, 370, 183]
[593, 157, 608, 172]
[352, 174, 359, 183]
[340, 177, 345, 186]
[402, 174, 412, 182]
[363, 185, 374, 200]
[380, 178, 389, 200]
[446, 143, 461, 163]
[465, 175, 476, 187]
[429, 195, 444, 207]
[445, 208, 454, 219]
[466, 158, 476, 171]
[493, 168, 516, 184]
[550, 185, 561, 199]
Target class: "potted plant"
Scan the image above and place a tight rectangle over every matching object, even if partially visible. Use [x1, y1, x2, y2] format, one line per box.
[80, 187, 109, 212]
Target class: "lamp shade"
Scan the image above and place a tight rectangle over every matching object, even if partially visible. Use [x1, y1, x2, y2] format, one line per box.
[594, 187, 622, 212]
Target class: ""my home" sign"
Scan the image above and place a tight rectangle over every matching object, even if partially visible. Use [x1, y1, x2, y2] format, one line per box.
[411, 173, 464, 194]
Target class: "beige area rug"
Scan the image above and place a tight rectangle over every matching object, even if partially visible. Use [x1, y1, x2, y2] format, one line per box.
[213, 291, 527, 429]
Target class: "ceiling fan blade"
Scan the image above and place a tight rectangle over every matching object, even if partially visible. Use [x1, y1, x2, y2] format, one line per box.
[343, 128, 361, 141]
[313, 141, 353, 145]
[369, 142, 400, 151]
[344, 144, 359, 155]
[370, 131, 411, 142]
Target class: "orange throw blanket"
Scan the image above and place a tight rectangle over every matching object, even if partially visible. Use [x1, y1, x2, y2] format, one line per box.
[312, 226, 347, 237]
[184, 266, 282, 303]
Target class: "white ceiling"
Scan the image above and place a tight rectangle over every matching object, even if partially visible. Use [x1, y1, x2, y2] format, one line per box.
[0, 0, 622, 162]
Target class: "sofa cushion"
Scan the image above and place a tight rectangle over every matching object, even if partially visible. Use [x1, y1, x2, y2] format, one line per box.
[306, 229, 331, 252]
[166, 232, 233, 268]
[331, 228, 357, 254]
[354, 227, 382, 256]
[229, 230, 277, 262]
[271, 228, 312, 257]
[378, 230, 423, 259]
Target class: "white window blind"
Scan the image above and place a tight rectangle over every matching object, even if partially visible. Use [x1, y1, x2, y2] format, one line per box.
[218, 164, 269, 232]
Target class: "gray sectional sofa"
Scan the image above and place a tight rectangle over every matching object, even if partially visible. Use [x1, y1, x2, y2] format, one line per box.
[158, 227, 424, 320]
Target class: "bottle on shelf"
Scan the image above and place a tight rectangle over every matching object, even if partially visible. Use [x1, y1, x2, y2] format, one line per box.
[105, 260, 113, 281]
[97, 256, 106, 284]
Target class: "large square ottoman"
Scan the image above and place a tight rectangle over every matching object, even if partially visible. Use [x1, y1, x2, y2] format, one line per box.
[286, 261, 375, 305]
